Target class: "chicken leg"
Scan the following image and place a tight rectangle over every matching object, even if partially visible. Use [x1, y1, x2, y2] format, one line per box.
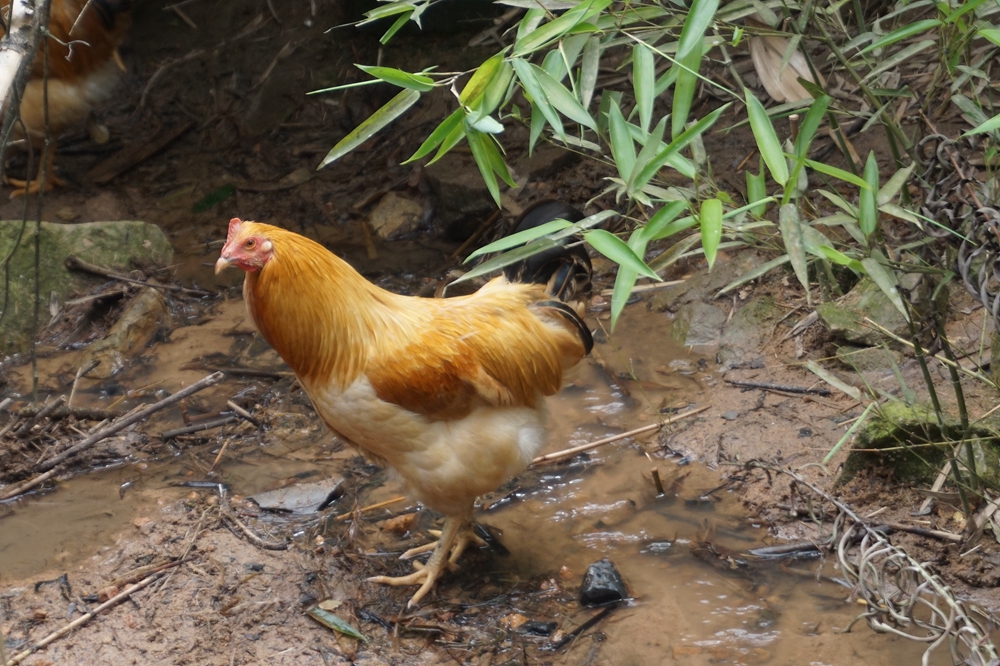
[369, 515, 482, 607]
[8, 147, 65, 197]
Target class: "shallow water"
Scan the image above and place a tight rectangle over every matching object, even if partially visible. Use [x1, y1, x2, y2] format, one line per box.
[0, 295, 942, 665]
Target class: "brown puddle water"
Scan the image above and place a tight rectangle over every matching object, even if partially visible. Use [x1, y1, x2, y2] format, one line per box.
[0, 284, 938, 665]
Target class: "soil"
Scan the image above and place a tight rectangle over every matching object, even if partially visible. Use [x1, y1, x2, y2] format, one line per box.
[0, 1, 995, 665]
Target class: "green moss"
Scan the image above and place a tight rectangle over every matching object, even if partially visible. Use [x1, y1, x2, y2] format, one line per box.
[837, 402, 1000, 486]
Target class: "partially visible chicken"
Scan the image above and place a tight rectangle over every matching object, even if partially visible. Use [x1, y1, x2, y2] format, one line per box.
[2, 0, 132, 196]
[216, 213, 592, 606]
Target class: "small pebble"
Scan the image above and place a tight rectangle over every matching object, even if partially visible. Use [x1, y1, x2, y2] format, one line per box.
[721, 410, 739, 421]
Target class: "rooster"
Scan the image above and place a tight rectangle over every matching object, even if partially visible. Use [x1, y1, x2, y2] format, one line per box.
[2, 0, 132, 196]
[216, 206, 593, 606]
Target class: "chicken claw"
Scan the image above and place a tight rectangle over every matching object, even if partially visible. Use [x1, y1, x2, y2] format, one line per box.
[8, 173, 66, 197]
[369, 517, 483, 607]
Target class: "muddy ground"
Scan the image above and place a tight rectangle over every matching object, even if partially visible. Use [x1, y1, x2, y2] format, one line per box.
[0, 1, 996, 664]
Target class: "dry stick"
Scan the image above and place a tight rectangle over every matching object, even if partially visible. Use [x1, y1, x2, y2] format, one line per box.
[0, 398, 12, 412]
[161, 415, 236, 439]
[530, 406, 710, 466]
[226, 400, 261, 427]
[223, 511, 287, 550]
[4, 572, 162, 666]
[13, 405, 121, 421]
[65, 255, 212, 297]
[0, 468, 58, 502]
[67, 359, 100, 408]
[336, 495, 408, 521]
[875, 522, 963, 544]
[36, 372, 224, 473]
[725, 379, 832, 396]
[13, 395, 64, 437]
[651, 467, 665, 496]
[208, 437, 231, 473]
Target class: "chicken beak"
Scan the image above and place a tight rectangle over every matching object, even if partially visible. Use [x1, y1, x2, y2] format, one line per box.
[214, 255, 234, 275]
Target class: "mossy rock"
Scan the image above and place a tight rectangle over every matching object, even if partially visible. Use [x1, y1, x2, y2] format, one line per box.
[0, 220, 173, 355]
[837, 402, 1000, 486]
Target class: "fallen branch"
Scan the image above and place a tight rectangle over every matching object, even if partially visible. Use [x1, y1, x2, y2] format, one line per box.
[222, 511, 287, 550]
[0, 468, 58, 501]
[65, 255, 212, 297]
[336, 495, 408, 521]
[531, 405, 709, 466]
[4, 572, 162, 665]
[161, 414, 236, 439]
[13, 395, 65, 437]
[725, 379, 831, 396]
[12, 404, 122, 421]
[36, 372, 224, 473]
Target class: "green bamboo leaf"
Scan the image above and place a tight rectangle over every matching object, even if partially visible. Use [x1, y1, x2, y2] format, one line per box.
[641, 201, 689, 241]
[979, 27, 1000, 47]
[745, 92, 787, 186]
[671, 0, 719, 137]
[477, 62, 515, 118]
[861, 257, 909, 320]
[580, 36, 601, 109]
[528, 105, 546, 153]
[529, 63, 597, 129]
[380, 9, 413, 44]
[818, 245, 864, 272]
[806, 360, 862, 401]
[467, 219, 573, 261]
[610, 262, 639, 331]
[405, 108, 463, 164]
[632, 103, 729, 191]
[805, 159, 870, 189]
[360, 2, 416, 23]
[308, 607, 368, 642]
[747, 158, 767, 217]
[858, 151, 879, 237]
[964, 112, 1000, 137]
[465, 127, 502, 206]
[319, 88, 420, 169]
[513, 0, 611, 56]
[876, 162, 916, 205]
[858, 19, 940, 55]
[356, 65, 433, 92]
[584, 229, 660, 280]
[427, 119, 467, 165]
[861, 40, 935, 84]
[512, 58, 566, 140]
[793, 96, 831, 159]
[699, 198, 723, 270]
[461, 54, 505, 106]
[454, 239, 559, 285]
[607, 99, 636, 181]
[779, 203, 810, 303]
[628, 116, 668, 192]
[633, 42, 655, 133]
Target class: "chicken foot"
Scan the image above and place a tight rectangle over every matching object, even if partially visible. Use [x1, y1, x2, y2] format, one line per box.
[8, 148, 65, 197]
[369, 516, 481, 607]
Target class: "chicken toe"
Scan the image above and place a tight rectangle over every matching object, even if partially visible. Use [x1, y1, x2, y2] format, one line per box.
[369, 516, 483, 607]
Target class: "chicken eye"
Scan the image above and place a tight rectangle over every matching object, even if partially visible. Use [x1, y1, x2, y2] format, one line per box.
[245, 239, 256, 250]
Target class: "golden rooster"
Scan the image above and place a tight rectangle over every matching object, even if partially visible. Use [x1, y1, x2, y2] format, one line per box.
[3, 0, 132, 196]
[216, 210, 592, 606]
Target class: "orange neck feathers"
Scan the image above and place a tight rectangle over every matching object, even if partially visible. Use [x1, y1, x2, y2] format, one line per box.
[239, 224, 387, 390]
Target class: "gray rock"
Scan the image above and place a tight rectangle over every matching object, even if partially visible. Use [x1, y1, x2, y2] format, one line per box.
[834, 344, 903, 372]
[650, 250, 769, 313]
[670, 302, 727, 352]
[82, 287, 170, 378]
[815, 278, 908, 346]
[424, 154, 496, 241]
[515, 145, 580, 181]
[718, 294, 783, 366]
[0, 220, 173, 355]
[369, 192, 423, 240]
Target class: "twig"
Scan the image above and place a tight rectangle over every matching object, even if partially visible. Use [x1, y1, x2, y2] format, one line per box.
[170, 5, 196, 29]
[12, 404, 121, 421]
[13, 394, 64, 437]
[35, 372, 224, 473]
[223, 511, 287, 550]
[64, 255, 212, 297]
[530, 406, 709, 466]
[651, 467, 665, 496]
[226, 400, 261, 427]
[67, 359, 100, 407]
[161, 415, 236, 439]
[0, 467, 58, 501]
[874, 522, 963, 543]
[598, 280, 685, 298]
[546, 604, 617, 650]
[725, 379, 831, 396]
[336, 495, 407, 521]
[4, 572, 162, 665]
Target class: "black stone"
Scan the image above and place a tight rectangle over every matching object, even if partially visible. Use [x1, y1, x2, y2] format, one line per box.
[579, 559, 628, 606]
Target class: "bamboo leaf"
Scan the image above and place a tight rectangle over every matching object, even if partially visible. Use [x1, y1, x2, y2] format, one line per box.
[319, 89, 420, 168]
[461, 54, 505, 105]
[356, 65, 434, 91]
[529, 63, 597, 129]
[633, 43, 655, 133]
[308, 607, 368, 642]
[858, 19, 940, 55]
[858, 151, 879, 236]
[672, 0, 720, 137]
[746, 92, 788, 185]
[699, 198, 723, 269]
[806, 360, 863, 401]
[632, 103, 729, 191]
[512, 58, 566, 140]
[805, 159, 870, 189]
[405, 108, 463, 163]
[861, 257, 909, 320]
[607, 99, 636, 181]
[465, 127, 502, 206]
[716, 254, 791, 296]
[580, 36, 601, 109]
[584, 229, 661, 280]
[778, 203, 810, 303]
[818, 245, 864, 272]
[876, 162, 916, 205]
[467, 219, 573, 260]
[380, 10, 413, 44]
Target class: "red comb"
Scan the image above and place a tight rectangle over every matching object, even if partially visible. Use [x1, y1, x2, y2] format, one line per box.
[226, 218, 243, 244]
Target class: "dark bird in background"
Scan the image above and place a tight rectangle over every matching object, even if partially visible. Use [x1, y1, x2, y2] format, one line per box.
[2, 0, 132, 196]
[215, 202, 593, 607]
[503, 199, 593, 308]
